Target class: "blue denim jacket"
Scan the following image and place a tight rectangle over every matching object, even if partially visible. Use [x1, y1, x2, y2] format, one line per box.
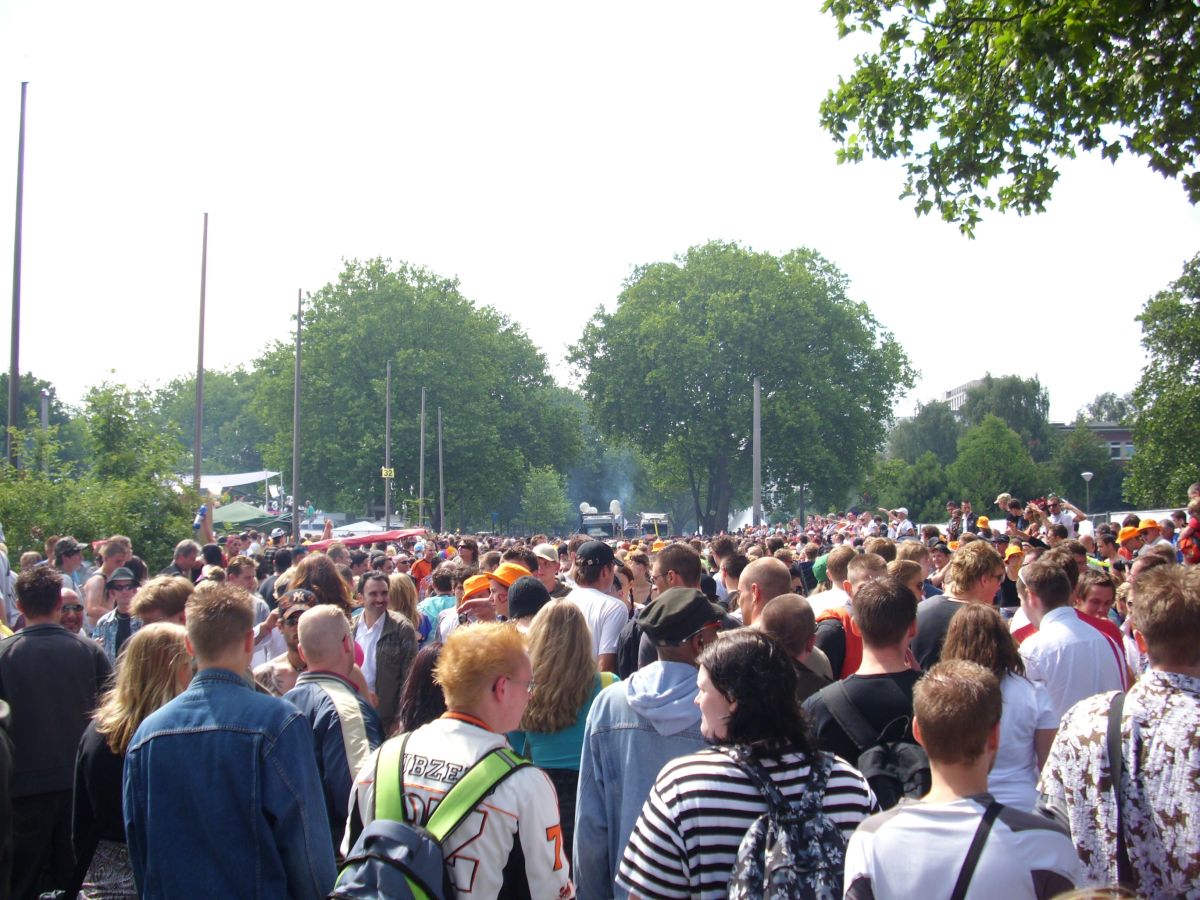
[123, 668, 336, 899]
[573, 661, 706, 900]
[92, 609, 141, 660]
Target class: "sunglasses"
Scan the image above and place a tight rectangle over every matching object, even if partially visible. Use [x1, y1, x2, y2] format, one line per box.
[61, 604, 84, 613]
[282, 613, 306, 626]
[110, 583, 137, 592]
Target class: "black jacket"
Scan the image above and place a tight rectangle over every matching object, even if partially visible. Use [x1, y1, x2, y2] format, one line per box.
[0, 624, 111, 796]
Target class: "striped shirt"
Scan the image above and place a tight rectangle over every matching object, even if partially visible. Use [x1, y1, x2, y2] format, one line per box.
[616, 747, 875, 899]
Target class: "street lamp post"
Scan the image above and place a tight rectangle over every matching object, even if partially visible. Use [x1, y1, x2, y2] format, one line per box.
[1081, 471, 1094, 516]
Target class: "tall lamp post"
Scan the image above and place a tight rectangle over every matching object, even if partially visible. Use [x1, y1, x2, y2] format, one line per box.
[1081, 471, 1094, 516]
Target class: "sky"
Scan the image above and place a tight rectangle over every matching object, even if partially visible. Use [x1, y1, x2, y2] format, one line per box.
[2, 0, 1198, 424]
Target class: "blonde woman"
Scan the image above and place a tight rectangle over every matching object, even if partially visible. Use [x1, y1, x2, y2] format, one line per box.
[71, 623, 193, 897]
[388, 571, 431, 645]
[517, 600, 619, 861]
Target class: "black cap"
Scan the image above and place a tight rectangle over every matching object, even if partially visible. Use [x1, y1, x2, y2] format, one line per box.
[507, 576, 553, 620]
[638, 587, 726, 643]
[576, 540, 616, 569]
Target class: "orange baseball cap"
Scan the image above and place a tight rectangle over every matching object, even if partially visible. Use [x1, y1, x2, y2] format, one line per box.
[487, 561, 531, 587]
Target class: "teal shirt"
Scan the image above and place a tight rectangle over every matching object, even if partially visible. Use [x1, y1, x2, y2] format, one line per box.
[516, 672, 620, 770]
[417, 593, 456, 621]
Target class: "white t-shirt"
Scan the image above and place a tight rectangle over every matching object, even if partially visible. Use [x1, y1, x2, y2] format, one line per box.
[989, 674, 1058, 811]
[565, 586, 627, 658]
[844, 795, 1080, 900]
[1047, 509, 1078, 536]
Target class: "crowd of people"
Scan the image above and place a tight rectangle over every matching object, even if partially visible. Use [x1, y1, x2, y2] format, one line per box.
[0, 482, 1196, 899]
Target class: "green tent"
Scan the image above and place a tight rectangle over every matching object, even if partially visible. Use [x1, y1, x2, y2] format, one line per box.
[212, 501, 289, 532]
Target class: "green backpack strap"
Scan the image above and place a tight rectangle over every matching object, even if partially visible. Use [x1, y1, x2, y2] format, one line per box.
[374, 732, 412, 823]
[424, 747, 528, 841]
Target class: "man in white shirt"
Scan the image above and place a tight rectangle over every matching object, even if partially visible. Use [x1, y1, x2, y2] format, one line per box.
[845, 659, 1079, 899]
[1019, 559, 1124, 721]
[1045, 496, 1085, 537]
[566, 541, 628, 673]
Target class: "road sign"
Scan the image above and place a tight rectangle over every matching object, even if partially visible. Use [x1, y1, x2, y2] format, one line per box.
[381, 467, 395, 478]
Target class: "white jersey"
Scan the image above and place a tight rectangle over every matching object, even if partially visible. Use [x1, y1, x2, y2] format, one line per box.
[845, 795, 1080, 899]
[343, 715, 574, 899]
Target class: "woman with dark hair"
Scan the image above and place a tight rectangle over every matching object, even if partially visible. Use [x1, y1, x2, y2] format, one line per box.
[617, 629, 875, 899]
[289, 552, 353, 616]
[394, 644, 446, 735]
[941, 604, 1057, 811]
[123, 555, 149, 586]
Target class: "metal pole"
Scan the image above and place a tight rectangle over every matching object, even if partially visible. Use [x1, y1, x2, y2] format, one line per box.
[193, 212, 208, 491]
[384, 361, 392, 528]
[752, 378, 762, 527]
[291, 289, 302, 543]
[418, 387, 426, 529]
[8, 82, 28, 467]
[39, 388, 48, 474]
[437, 407, 445, 533]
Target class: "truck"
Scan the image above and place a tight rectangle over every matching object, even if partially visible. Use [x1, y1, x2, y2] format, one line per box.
[579, 512, 622, 539]
[638, 513, 673, 538]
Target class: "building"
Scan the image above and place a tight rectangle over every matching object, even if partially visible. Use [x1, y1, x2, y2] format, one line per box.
[1050, 422, 1135, 465]
[941, 379, 983, 413]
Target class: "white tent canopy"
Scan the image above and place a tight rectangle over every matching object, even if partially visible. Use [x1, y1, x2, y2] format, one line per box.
[333, 520, 390, 536]
[195, 470, 281, 494]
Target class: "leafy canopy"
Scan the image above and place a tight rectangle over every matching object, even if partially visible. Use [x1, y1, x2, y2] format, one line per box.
[947, 414, 1040, 504]
[250, 259, 582, 527]
[571, 241, 913, 533]
[1126, 253, 1200, 506]
[820, 0, 1200, 233]
[960, 374, 1052, 461]
[889, 400, 961, 466]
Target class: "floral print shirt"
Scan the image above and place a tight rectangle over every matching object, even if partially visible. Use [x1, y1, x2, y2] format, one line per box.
[1038, 670, 1200, 897]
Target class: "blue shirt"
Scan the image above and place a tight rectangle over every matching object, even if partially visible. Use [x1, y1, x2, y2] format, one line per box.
[123, 668, 336, 899]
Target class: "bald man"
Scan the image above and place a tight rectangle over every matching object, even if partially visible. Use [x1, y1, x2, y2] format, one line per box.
[283, 607, 382, 856]
[736, 557, 794, 626]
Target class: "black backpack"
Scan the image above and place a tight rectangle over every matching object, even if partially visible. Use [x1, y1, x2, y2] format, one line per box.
[726, 746, 846, 900]
[332, 734, 528, 899]
[822, 681, 930, 810]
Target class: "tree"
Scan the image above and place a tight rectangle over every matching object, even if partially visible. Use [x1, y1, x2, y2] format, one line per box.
[0, 371, 87, 464]
[1079, 391, 1137, 425]
[519, 466, 572, 535]
[858, 452, 950, 524]
[960, 374, 1053, 461]
[571, 242, 913, 534]
[0, 385, 197, 567]
[889, 400, 961, 465]
[819, 0, 1200, 233]
[1046, 421, 1125, 513]
[947, 415, 1039, 507]
[153, 368, 271, 473]
[249, 259, 582, 526]
[1125, 254, 1200, 506]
